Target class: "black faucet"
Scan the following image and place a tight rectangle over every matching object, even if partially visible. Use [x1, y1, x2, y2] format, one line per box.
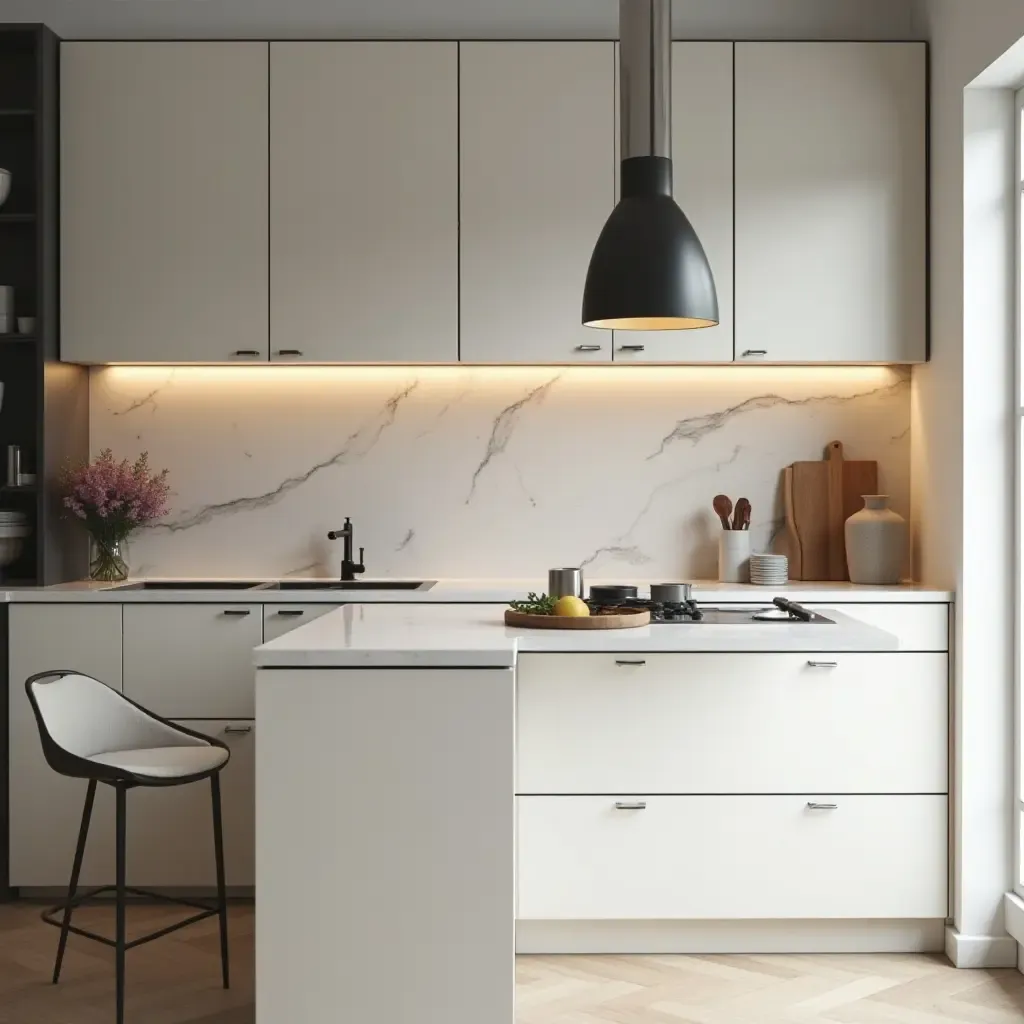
[327, 517, 366, 581]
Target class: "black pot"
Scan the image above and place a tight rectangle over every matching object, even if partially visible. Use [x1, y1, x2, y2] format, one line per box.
[588, 585, 639, 605]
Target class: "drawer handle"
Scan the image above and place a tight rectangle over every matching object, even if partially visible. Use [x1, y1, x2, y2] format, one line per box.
[232, 349, 261, 357]
[276, 349, 304, 357]
[575, 344, 603, 352]
[614, 802, 647, 811]
[741, 349, 767, 358]
[806, 802, 838, 811]
[223, 725, 253, 735]
[615, 659, 646, 666]
[222, 609, 252, 617]
[619, 344, 646, 352]
[276, 609, 305, 617]
[806, 661, 838, 669]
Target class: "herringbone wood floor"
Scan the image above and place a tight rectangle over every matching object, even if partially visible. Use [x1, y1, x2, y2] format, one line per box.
[0, 902, 1021, 1023]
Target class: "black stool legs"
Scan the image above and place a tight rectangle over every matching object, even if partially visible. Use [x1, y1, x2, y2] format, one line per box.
[53, 779, 96, 984]
[44, 772, 231, 1024]
[211, 773, 230, 989]
[115, 783, 127, 1024]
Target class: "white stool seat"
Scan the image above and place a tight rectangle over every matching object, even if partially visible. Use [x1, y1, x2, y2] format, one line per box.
[87, 745, 230, 779]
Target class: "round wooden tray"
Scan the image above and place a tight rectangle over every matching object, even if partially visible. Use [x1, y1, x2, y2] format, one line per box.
[504, 607, 651, 630]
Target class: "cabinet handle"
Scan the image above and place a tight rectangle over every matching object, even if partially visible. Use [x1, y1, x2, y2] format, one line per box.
[806, 660, 838, 669]
[615, 659, 646, 666]
[741, 349, 768, 358]
[619, 344, 646, 352]
[276, 349, 304, 357]
[614, 801, 647, 810]
[222, 609, 252, 617]
[575, 344, 603, 352]
[276, 609, 305, 617]
[223, 724, 253, 735]
[232, 349, 261, 357]
[806, 802, 838, 811]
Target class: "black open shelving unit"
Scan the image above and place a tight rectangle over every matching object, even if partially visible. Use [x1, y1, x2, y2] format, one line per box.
[0, 24, 88, 588]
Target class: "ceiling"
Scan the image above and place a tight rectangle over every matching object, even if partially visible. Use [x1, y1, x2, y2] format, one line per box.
[0, 0, 922, 41]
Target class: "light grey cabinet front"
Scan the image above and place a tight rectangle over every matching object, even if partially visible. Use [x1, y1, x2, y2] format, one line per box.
[61, 42, 269, 363]
[122, 604, 262, 718]
[270, 42, 458, 363]
[8, 605, 124, 887]
[734, 42, 926, 363]
[127, 719, 255, 888]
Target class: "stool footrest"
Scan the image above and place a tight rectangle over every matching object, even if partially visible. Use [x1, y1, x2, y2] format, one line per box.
[42, 886, 220, 950]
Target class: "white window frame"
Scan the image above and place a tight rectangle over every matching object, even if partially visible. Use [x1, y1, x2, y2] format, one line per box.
[1015, 85, 1024, 902]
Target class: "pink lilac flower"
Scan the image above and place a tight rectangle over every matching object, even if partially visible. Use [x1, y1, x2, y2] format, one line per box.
[61, 450, 170, 539]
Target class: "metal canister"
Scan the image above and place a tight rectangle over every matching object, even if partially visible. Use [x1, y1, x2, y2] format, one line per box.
[547, 567, 584, 599]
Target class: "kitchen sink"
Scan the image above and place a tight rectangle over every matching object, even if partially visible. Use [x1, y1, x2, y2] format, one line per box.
[272, 580, 435, 591]
[112, 580, 270, 590]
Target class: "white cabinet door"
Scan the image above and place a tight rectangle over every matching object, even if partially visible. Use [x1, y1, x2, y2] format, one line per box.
[127, 720, 254, 888]
[270, 43, 457, 363]
[516, 652, 948, 795]
[614, 43, 734, 363]
[734, 43, 926, 363]
[122, 605, 262, 718]
[460, 43, 615, 363]
[9, 605, 123, 887]
[262, 603, 340, 642]
[61, 42, 269, 363]
[517, 795, 948, 920]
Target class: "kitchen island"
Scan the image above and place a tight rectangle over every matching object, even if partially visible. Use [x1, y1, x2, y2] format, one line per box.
[253, 602, 946, 1024]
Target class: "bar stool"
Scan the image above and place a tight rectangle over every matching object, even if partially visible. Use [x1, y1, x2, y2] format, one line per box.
[25, 670, 232, 1024]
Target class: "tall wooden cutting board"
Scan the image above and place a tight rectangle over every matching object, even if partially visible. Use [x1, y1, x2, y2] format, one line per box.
[785, 441, 878, 581]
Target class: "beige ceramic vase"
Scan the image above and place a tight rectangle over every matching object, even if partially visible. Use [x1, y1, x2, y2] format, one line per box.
[844, 495, 906, 585]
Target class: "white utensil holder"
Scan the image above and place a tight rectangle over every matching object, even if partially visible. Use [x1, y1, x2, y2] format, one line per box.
[718, 530, 751, 583]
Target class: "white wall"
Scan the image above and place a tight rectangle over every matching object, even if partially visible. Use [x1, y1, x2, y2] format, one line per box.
[915, 0, 1024, 968]
[0, 0, 919, 41]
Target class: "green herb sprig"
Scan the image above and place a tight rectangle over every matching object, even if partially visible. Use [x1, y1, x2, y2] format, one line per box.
[508, 592, 557, 615]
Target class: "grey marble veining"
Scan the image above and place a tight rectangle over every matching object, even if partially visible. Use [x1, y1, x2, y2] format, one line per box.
[89, 365, 911, 579]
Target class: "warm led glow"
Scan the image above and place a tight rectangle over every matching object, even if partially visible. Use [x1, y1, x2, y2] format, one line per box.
[584, 316, 718, 330]
[96, 364, 902, 391]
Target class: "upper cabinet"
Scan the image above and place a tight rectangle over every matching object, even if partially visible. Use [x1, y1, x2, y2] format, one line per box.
[59, 40, 927, 366]
[734, 43, 927, 364]
[613, 43, 734, 364]
[61, 43, 269, 363]
[459, 43, 615, 363]
[270, 43, 458, 363]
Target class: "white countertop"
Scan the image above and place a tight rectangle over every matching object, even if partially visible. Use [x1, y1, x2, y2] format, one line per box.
[0, 578, 952, 604]
[253, 603, 899, 669]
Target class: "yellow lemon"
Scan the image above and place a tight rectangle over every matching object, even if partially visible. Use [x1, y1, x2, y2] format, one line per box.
[552, 595, 590, 617]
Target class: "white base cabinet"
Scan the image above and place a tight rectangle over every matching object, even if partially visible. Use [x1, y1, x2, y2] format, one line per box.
[9, 605, 124, 887]
[517, 652, 947, 795]
[122, 604, 262, 718]
[517, 795, 948, 921]
[127, 720, 255, 888]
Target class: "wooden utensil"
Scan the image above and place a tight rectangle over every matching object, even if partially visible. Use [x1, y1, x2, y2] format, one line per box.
[733, 497, 751, 531]
[787, 441, 878, 581]
[783, 466, 802, 579]
[713, 494, 733, 531]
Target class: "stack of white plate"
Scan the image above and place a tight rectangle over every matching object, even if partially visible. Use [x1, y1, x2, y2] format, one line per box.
[0, 510, 29, 567]
[750, 552, 788, 586]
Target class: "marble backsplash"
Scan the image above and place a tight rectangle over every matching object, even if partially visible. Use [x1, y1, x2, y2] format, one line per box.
[89, 365, 911, 580]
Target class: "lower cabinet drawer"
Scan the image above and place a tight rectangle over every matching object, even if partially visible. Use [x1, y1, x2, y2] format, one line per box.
[516, 795, 947, 921]
[126, 720, 255, 888]
[517, 653, 948, 794]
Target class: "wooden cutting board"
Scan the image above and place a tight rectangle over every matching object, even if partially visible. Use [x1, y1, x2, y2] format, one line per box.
[785, 441, 878, 581]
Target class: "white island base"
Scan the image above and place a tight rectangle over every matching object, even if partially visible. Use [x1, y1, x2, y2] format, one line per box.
[254, 604, 948, 1024]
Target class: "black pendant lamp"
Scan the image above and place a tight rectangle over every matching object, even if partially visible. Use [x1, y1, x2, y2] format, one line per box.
[582, 0, 718, 331]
